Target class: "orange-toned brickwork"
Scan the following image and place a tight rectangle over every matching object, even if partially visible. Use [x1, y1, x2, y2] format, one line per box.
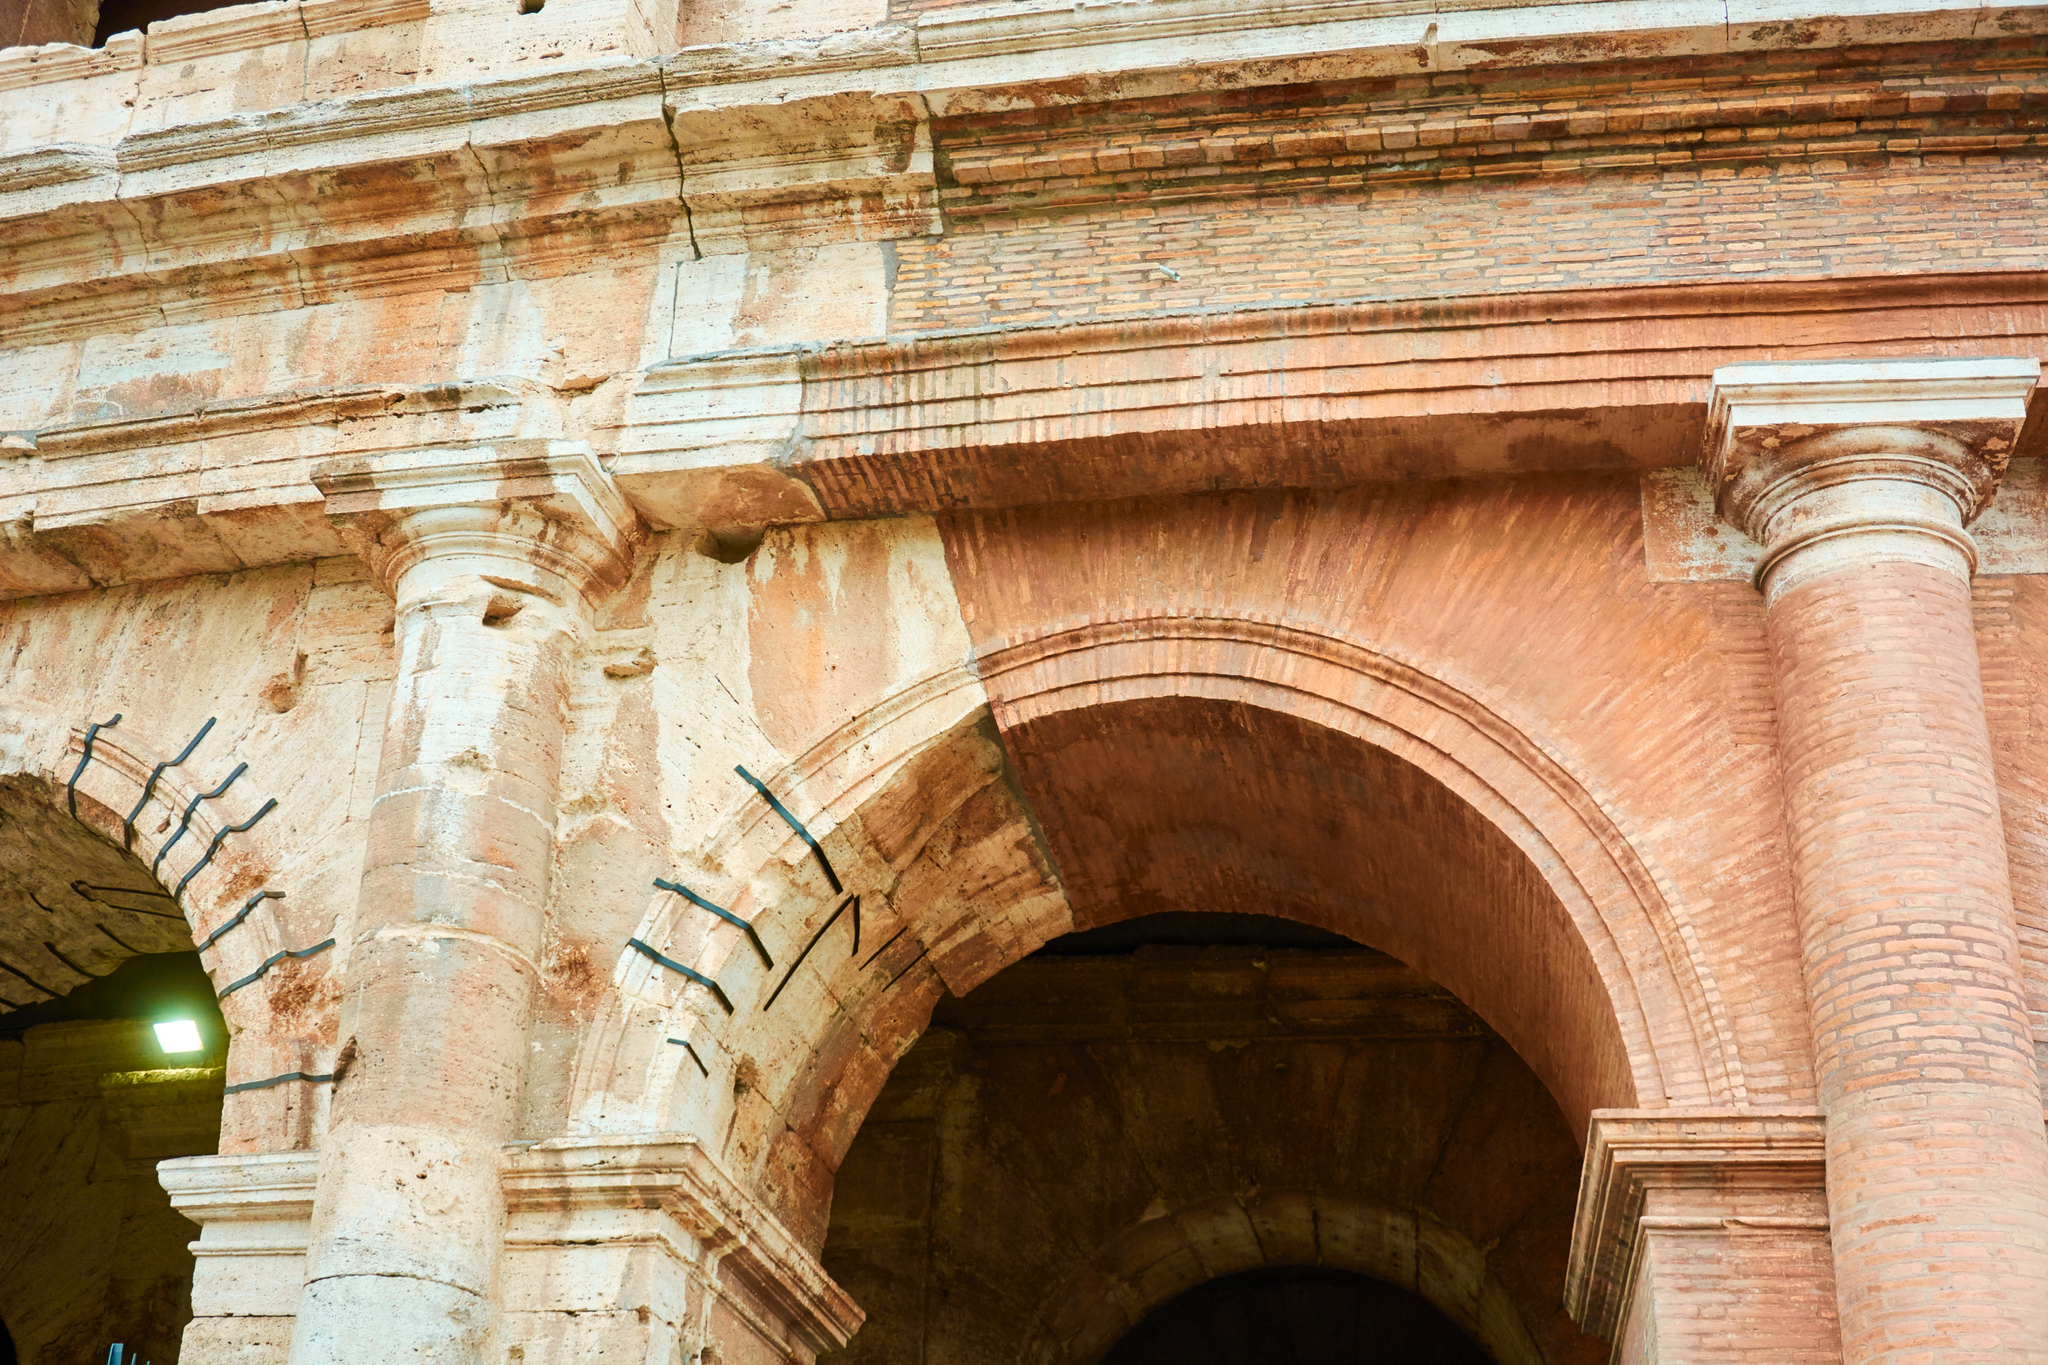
[1770, 560, 2048, 1362]
[892, 41, 2048, 331]
[6, 4, 2048, 1364]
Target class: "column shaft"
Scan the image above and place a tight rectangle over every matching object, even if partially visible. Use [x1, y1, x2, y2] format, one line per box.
[1704, 357, 2048, 1365]
[294, 463, 634, 1365]
[1768, 559, 2048, 1362]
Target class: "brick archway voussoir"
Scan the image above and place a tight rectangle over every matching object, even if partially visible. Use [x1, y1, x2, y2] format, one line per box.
[973, 616, 1743, 1133]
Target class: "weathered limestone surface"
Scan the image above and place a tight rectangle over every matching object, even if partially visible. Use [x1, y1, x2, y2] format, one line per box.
[2, 0, 2048, 1361]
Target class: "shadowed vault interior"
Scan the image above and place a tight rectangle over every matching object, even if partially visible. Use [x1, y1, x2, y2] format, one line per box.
[817, 911, 1601, 1365]
[0, 776, 226, 1365]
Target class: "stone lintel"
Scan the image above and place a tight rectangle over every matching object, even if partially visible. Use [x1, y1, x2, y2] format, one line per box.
[1565, 1108, 1827, 1342]
[502, 1135, 865, 1358]
[315, 441, 642, 606]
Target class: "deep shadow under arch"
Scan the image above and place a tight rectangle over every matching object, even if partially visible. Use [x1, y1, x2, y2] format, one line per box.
[1102, 1268, 1492, 1365]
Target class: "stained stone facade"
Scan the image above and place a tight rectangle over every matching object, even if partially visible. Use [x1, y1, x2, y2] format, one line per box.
[3, 0, 2048, 1362]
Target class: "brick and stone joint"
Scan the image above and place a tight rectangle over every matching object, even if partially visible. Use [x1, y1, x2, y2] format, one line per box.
[1704, 357, 2048, 1365]
[6, 4, 2048, 1365]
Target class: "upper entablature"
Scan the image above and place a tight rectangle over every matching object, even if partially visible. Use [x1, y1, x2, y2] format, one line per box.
[5, 0, 2043, 159]
[0, 0, 665, 157]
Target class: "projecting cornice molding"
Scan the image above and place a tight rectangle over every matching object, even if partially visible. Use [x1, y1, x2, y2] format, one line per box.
[164, 1138, 865, 1356]
[0, 272, 2039, 597]
[1, 0, 2044, 339]
[502, 1136, 865, 1357]
[1, 272, 2045, 599]
[1565, 1108, 1829, 1343]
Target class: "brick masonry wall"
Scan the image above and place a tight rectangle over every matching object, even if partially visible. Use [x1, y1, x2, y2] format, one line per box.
[1980, 574, 2048, 1073]
[1631, 1221, 1841, 1365]
[891, 39, 2048, 332]
[937, 477, 1817, 1125]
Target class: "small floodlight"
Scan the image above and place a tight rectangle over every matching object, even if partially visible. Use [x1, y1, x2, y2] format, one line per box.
[154, 1019, 203, 1054]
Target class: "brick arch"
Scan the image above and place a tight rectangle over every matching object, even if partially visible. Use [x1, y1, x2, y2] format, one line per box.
[1022, 1191, 1544, 1365]
[0, 700, 333, 1145]
[969, 615, 1743, 1134]
[573, 618, 1738, 1241]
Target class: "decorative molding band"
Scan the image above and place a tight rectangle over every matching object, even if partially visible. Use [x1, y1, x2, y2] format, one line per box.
[2, 272, 2046, 601]
[159, 1150, 322, 1318]
[1, 1, 2042, 331]
[502, 1135, 865, 1356]
[784, 270, 2048, 518]
[1565, 1108, 1828, 1342]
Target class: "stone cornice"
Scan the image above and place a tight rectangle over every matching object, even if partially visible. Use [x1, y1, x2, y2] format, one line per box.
[163, 1139, 865, 1353]
[1565, 1108, 1827, 1341]
[502, 1135, 864, 1356]
[0, 1, 2042, 340]
[785, 271, 2048, 517]
[1, 271, 2045, 601]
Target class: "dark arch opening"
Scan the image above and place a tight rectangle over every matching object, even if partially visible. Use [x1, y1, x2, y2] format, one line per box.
[0, 772, 225, 1365]
[1102, 1267, 1492, 1365]
[817, 909, 1603, 1365]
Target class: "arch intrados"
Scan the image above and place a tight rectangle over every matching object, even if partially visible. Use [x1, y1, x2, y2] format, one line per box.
[0, 701, 297, 999]
[1026, 1191, 1543, 1365]
[1000, 691, 1630, 1136]
[974, 616, 1738, 1116]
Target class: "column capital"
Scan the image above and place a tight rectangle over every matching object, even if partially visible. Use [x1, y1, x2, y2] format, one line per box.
[315, 441, 642, 607]
[1702, 357, 2039, 598]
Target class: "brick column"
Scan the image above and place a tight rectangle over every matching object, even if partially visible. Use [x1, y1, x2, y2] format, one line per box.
[292, 448, 637, 1364]
[1704, 359, 2047, 1365]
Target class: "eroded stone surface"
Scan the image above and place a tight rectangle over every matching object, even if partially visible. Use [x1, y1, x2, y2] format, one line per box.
[1, 2, 2046, 1362]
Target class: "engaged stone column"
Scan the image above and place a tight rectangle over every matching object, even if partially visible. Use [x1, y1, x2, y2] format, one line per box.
[1704, 358, 2048, 1365]
[294, 448, 636, 1364]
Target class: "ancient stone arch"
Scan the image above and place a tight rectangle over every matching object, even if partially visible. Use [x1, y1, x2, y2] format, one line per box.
[9, 2, 2048, 1360]
[568, 614, 1747, 1244]
[1023, 1192, 1543, 1365]
[0, 700, 345, 1151]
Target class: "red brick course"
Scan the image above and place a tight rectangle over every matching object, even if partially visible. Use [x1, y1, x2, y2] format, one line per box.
[892, 41, 2048, 332]
[1767, 559, 2048, 1362]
